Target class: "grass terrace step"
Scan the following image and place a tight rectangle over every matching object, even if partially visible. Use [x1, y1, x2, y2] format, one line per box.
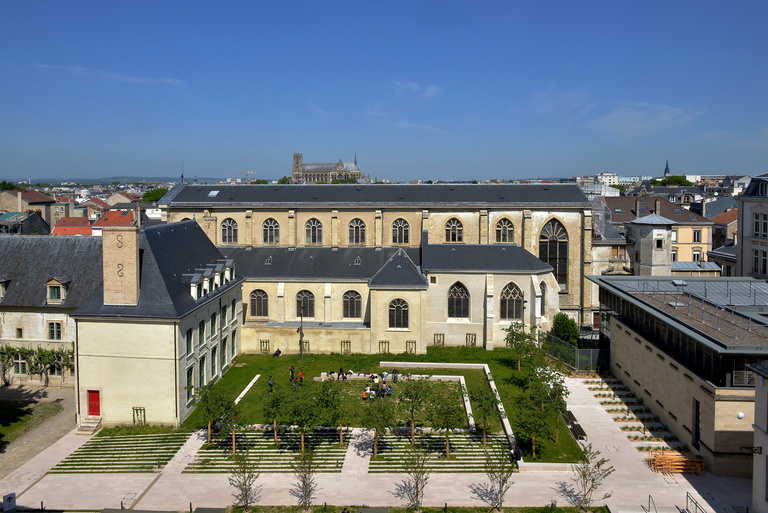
[49, 433, 190, 474]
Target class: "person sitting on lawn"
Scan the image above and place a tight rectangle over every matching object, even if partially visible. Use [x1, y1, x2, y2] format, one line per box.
[273, 348, 282, 358]
[338, 366, 344, 381]
[362, 389, 368, 400]
[268, 375, 274, 393]
[381, 371, 389, 382]
[386, 385, 392, 396]
[392, 369, 399, 383]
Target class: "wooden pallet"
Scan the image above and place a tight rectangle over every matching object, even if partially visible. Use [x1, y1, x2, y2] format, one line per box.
[646, 451, 706, 475]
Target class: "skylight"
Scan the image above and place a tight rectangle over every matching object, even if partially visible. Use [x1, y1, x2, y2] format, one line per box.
[673, 209, 682, 214]
[615, 208, 623, 213]
[690, 214, 696, 220]
[208, 190, 219, 197]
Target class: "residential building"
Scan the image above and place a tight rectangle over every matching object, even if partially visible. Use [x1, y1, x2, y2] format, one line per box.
[0, 189, 56, 225]
[52, 217, 92, 236]
[0, 211, 50, 235]
[92, 209, 150, 236]
[590, 275, 768, 477]
[710, 208, 738, 249]
[708, 244, 737, 277]
[736, 174, 768, 277]
[82, 197, 111, 221]
[106, 191, 142, 206]
[0, 235, 103, 386]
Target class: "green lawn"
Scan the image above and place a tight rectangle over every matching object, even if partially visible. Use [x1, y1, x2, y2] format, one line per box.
[181, 347, 583, 463]
[0, 400, 63, 451]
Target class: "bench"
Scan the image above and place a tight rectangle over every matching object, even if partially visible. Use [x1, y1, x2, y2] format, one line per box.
[571, 423, 587, 441]
[566, 410, 577, 426]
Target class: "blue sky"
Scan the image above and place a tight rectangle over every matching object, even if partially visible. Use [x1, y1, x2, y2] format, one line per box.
[1, 1, 767, 182]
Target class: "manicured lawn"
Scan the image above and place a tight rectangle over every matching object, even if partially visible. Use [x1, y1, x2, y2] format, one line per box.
[0, 400, 63, 450]
[181, 347, 583, 463]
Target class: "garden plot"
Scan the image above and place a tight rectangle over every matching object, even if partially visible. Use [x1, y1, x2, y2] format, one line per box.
[368, 432, 510, 473]
[184, 430, 350, 473]
[49, 433, 190, 473]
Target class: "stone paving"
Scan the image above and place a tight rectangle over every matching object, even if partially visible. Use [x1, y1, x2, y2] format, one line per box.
[0, 378, 753, 512]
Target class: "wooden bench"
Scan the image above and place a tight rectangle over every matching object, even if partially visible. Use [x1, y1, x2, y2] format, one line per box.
[571, 423, 587, 441]
[566, 410, 577, 426]
[646, 451, 706, 475]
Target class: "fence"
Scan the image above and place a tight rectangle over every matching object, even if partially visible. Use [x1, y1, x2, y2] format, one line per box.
[539, 333, 599, 372]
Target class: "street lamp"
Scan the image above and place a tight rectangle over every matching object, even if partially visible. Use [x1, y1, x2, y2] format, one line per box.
[297, 297, 306, 363]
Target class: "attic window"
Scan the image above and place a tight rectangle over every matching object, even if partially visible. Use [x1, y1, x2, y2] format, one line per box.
[265, 256, 272, 265]
[674, 208, 682, 214]
[208, 190, 220, 197]
[354, 257, 361, 266]
[689, 214, 696, 220]
[120, 211, 130, 216]
[615, 209, 623, 213]
[640, 209, 648, 214]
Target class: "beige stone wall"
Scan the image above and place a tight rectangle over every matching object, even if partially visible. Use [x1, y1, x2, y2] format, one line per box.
[369, 288, 426, 354]
[609, 317, 754, 477]
[670, 224, 713, 262]
[752, 378, 768, 513]
[102, 226, 140, 306]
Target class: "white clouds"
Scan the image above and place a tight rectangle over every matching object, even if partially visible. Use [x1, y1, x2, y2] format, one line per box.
[392, 80, 443, 98]
[29, 64, 184, 85]
[590, 102, 705, 137]
[524, 87, 594, 120]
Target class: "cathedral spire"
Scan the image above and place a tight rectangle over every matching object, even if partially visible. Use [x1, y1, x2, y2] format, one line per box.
[664, 159, 670, 177]
[354, 151, 357, 166]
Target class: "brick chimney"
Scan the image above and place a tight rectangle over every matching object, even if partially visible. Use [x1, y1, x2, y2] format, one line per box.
[655, 198, 661, 216]
[102, 225, 140, 306]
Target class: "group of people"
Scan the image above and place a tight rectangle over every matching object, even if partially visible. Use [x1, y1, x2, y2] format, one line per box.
[362, 370, 399, 400]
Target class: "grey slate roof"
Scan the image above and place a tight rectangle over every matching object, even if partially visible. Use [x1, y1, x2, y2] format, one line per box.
[670, 261, 721, 271]
[422, 240, 552, 273]
[708, 243, 737, 260]
[159, 183, 590, 208]
[747, 361, 768, 379]
[218, 246, 423, 285]
[368, 249, 428, 289]
[75, 220, 242, 319]
[0, 235, 103, 309]
[629, 213, 676, 225]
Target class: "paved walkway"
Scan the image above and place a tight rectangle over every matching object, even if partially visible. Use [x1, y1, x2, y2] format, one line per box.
[0, 378, 753, 512]
[0, 384, 77, 480]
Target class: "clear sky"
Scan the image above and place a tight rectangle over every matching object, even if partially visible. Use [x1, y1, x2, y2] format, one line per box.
[1, 1, 767, 182]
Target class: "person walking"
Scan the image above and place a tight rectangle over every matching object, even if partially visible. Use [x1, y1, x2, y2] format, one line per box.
[290, 365, 295, 382]
[298, 368, 304, 386]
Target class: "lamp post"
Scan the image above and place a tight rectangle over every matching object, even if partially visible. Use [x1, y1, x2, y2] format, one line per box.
[297, 297, 306, 363]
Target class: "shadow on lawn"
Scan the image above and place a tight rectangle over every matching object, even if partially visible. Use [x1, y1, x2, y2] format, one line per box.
[0, 385, 51, 453]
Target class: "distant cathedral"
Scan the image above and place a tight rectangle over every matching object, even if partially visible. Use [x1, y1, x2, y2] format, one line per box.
[292, 153, 367, 183]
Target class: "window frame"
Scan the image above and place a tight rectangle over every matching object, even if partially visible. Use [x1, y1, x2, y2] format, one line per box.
[250, 290, 269, 318]
[495, 218, 514, 243]
[445, 218, 463, 243]
[392, 218, 410, 245]
[305, 218, 323, 245]
[48, 321, 62, 340]
[388, 299, 409, 329]
[343, 290, 362, 319]
[262, 218, 280, 245]
[447, 283, 470, 319]
[221, 218, 238, 244]
[296, 290, 315, 318]
[348, 218, 366, 245]
[500, 283, 524, 321]
[539, 219, 569, 291]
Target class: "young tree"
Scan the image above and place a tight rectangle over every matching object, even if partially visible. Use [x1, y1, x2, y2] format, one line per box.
[0, 346, 16, 386]
[483, 447, 516, 510]
[277, 176, 291, 184]
[229, 449, 260, 511]
[220, 401, 243, 455]
[291, 448, 318, 507]
[504, 323, 538, 371]
[550, 313, 579, 346]
[264, 388, 287, 446]
[572, 443, 615, 510]
[534, 366, 569, 444]
[316, 379, 345, 446]
[470, 382, 500, 446]
[32, 348, 57, 386]
[195, 383, 230, 444]
[427, 385, 466, 459]
[141, 188, 168, 203]
[397, 377, 431, 445]
[286, 390, 320, 454]
[402, 444, 430, 511]
[362, 396, 395, 459]
[513, 388, 553, 460]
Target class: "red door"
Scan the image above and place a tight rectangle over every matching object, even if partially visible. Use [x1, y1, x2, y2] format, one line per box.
[87, 390, 100, 416]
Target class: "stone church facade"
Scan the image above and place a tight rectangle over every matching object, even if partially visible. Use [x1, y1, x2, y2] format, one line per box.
[291, 153, 364, 183]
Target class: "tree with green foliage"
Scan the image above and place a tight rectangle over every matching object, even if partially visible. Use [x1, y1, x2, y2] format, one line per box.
[427, 385, 466, 459]
[316, 379, 345, 446]
[286, 389, 321, 454]
[397, 377, 431, 445]
[249, 179, 268, 184]
[195, 383, 230, 444]
[264, 388, 287, 446]
[469, 381, 500, 446]
[220, 400, 243, 455]
[660, 175, 692, 186]
[141, 188, 168, 203]
[229, 449, 260, 510]
[0, 346, 16, 385]
[362, 395, 395, 459]
[531, 365, 569, 444]
[609, 184, 625, 193]
[513, 386, 553, 460]
[572, 443, 615, 510]
[505, 322, 539, 371]
[0, 180, 23, 191]
[30, 348, 58, 386]
[550, 313, 579, 346]
[277, 176, 291, 184]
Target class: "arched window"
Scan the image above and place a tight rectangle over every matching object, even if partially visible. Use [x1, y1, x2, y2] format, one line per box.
[305, 219, 322, 245]
[221, 218, 238, 244]
[392, 218, 410, 245]
[296, 290, 315, 318]
[448, 283, 470, 318]
[250, 290, 268, 317]
[348, 219, 366, 245]
[445, 218, 463, 242]
[263, 218, 279, 244]
[343, 290, 362, 318]
[496, 218, 513, 243]
[539, 282, 546, 317]
[539, 219, 568, 289]
[500, 283, 524, 320]
[389, 299, 409, 328]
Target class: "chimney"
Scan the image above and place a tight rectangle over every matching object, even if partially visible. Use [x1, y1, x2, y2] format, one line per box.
[655, 198, 661, 216]
[701, 200, 706, 218]
[102, 225, 140, 306]
[635, 198, 641, 218]
[17, 191, 22, 212]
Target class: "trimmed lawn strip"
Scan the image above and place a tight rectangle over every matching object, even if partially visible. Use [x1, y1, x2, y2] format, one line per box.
[0, 400, 63, 448]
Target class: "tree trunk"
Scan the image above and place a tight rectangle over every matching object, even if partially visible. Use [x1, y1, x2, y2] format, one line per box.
[532, 433, 536, 460]
[374, 429, 379, 459]
[446, 433, 450, 459]
[339, 420, 343, 446]
[207, 420, 212, 444]
[555, 415, 559, 445]
[232, 429, 236, 455]
[483, 418, 487, 446]
[301, 428, 305, 454]
[273, 419, 278, 446]
[517, 356, 521, 372]
[411, 417, 415, 445]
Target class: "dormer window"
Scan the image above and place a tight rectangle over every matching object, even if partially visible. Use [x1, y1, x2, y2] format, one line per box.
[759, 182, 768, 196]
[46, 279, 67, 305]
[197, 283, 203, 298]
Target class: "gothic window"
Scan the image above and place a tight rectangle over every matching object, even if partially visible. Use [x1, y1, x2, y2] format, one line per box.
[348, 219, 366, 245]
[445, 218, 463, 242]
[263, 218, 279, 244]
[448, 283, 470, 318]
[221, 218, 238, 244]
[305, 219, 322, 245]
[389, 299, 409, 328]
[500, 283, 524, 320]
[343, 290, 362, 318]
[392, 218, 410, 245]
[250, 290, 268, 317]
[296, 290, 315, 318]
[496, 218, 513, 243]
[539, 282, 546, 317]
[539, 219, 568, 289]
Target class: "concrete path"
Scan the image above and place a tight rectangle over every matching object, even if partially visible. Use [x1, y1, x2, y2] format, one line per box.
[0, 384, 76, 480]
[0, 378, 753, 512]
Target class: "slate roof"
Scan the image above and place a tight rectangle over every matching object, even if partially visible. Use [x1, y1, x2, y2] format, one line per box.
[368, 249, 428, 289]
[670, 261, 720, 271]
[699, 197, 737, 218]
[629, 213, 676, 225]
[218, 246, 422, 283]
[4, 189, 55, 204]
[605, 197, 711, 225]
[747, 361, 768, 379]
[708, 243, 737, 260]
[0, 235, 103, 309]
[160, 183, 590, 208]
[422, 240, 552, 273]
[75, 221, 242, 319]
